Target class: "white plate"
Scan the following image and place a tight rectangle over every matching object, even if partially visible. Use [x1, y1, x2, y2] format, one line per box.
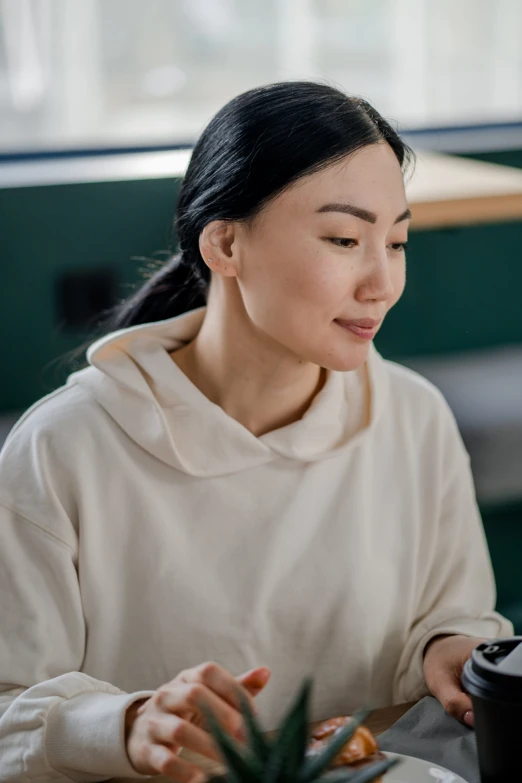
[384, 752, 469, 782]
[113, 752, 469, 783]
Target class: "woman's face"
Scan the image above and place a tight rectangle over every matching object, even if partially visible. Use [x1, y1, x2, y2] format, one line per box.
[234, 142, 410, 372]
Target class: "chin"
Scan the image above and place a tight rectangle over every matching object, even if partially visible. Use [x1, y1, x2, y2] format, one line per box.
[320, 342, 372, 373]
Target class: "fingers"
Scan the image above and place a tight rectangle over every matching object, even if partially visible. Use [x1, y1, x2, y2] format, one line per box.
[425, 649, 473, 723]
[237, 667, 271, 697]
[128, 663, 271, 777]
[441, 690, 473, 721]
[149, 714, 222, 761]
[423, 636, 480, 727]
[182, 661, 264, 714]
[432, 675, 473, 724]
[147, 744, 207, 783]
[155, 681, 245, 739]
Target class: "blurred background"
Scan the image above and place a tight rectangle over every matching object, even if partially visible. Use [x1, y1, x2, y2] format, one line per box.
[1, 0, 522, 626]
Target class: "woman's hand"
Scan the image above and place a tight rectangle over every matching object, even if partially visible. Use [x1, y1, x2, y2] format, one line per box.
[125, 662, 271, 780]
[423, 635, 485, 727]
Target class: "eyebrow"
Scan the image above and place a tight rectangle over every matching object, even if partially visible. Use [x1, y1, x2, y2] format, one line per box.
[316, 203, 412, 225]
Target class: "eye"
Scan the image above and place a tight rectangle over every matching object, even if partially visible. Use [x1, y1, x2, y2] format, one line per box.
[389, 242, 408, 252]
[329, 238, 358, 248]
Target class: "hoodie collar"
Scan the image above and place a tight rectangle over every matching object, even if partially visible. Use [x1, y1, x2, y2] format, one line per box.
[70, 309, 388, 477]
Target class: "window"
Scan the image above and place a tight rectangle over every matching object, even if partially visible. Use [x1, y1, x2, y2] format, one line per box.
[1, 0, 521, 154]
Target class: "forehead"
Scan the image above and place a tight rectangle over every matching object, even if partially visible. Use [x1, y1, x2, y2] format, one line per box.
[273, 143, 407, 217]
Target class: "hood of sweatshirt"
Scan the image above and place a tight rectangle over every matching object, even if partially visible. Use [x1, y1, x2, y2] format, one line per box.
[70, 308, 389, 477]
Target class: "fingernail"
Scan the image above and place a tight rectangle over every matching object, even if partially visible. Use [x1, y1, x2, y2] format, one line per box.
[463, 710, 474, 728]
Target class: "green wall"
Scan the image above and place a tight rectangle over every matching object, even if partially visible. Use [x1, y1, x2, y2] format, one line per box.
[3, 173, 522, 412]
[483, 502, 522, 631]
[1, 178, 181, 411]
[459, 149, 522, 169]
[376, 220, 522, 357]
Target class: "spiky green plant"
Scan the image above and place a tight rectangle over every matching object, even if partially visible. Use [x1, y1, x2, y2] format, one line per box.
[204, 679, 400, 783]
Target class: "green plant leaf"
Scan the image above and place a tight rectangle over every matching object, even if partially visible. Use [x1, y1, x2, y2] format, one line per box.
[204, 706, 262, 783]
[238, 689, 272, 764]
[299, 711, 371, 783]
[264, 678, 313, 783]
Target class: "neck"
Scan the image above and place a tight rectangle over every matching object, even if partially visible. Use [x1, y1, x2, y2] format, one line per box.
[171, 293, 326, 437]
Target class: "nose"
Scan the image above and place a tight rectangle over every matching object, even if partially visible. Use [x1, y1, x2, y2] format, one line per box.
[355, 249, 395, 304]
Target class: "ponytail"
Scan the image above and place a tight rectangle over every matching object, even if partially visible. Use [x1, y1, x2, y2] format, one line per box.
[104, 253, 209, 332]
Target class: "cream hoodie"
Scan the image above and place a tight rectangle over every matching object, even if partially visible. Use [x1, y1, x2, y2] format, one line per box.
[0, 309, 512, 782]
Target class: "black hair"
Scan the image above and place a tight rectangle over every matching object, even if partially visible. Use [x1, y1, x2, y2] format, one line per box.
[105, 81, 413, 331]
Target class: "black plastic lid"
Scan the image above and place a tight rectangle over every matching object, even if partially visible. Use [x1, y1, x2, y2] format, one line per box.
[462, 637, 522, 703]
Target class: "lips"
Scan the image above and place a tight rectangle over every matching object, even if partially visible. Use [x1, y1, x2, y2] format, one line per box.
[334, 318, 380, 340]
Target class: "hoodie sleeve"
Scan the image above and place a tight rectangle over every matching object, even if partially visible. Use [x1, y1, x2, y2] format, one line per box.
[0, 407, 154, 782]
[393, 401, 513, 703]
[0, 504, 154, 782]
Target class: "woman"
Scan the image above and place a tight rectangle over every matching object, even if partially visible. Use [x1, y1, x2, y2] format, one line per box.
[0, 82, 511, 782]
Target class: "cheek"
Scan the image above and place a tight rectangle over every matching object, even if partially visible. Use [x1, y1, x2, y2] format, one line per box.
[239, 249, 345, 357]
[288, 263, 345, 309]
[389, 261, 407, 307]
[279, 242, 349, 310]
[244, 239, 343, 318]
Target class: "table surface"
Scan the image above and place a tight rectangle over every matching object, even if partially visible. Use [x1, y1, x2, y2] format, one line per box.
[406, 150, 522, 229]
[359, 701, 415, 737]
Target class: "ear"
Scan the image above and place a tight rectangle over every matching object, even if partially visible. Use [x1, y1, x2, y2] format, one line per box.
[199, 220, 239, 278]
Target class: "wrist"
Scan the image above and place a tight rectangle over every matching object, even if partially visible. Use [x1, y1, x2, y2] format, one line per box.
[423, 633, 457, 659]
[125, 697, 149, 742]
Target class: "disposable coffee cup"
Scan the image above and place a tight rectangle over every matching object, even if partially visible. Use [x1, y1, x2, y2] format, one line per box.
[462, 636, 522, 782]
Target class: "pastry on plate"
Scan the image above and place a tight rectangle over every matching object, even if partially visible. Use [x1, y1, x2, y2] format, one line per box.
[307, 716, 386, 777]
